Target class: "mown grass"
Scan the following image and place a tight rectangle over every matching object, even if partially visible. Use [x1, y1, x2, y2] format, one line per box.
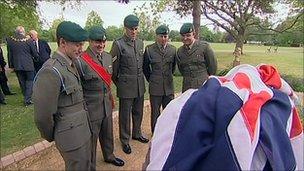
[0, 42, 303, 157]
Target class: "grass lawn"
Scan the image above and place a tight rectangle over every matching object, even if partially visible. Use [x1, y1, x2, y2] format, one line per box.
[0, 42, 303, 157]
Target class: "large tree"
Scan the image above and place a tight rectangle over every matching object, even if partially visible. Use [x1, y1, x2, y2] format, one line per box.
[155, 0, 303, 54]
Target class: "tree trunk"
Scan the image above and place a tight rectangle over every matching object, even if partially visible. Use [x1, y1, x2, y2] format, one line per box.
[234, 31, 245, 55]
[192, 1, 201, 40]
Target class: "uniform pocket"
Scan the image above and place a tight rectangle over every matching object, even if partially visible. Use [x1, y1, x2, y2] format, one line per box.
[55, 110, 91, 152]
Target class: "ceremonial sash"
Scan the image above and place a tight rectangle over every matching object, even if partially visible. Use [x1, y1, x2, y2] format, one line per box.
[81, 52, 115, 108]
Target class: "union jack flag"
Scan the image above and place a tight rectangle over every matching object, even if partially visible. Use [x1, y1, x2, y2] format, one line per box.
[147, 64, 303, 170]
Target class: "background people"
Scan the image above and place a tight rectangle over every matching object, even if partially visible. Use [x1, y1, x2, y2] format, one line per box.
[6, 26, 39, 106]
[29, 30, 51, 73]
[0, 46, 15, 96]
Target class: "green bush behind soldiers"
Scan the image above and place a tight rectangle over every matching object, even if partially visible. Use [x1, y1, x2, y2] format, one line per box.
[110, 14, 149, 155]
[33, 21, 91, 170]
[177, 23, 217, 92]
[74, 25, 124, 169]
[143, 25, 177, 133]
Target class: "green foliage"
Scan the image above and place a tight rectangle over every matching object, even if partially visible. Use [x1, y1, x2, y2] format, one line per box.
[169, 30, 180, 42]
[275, 15, 304, 46]
[200, 26, 225, 43]
[84, 10, 103, 30]
[39, 29, 52, 42]
[134, 2, 162, 41]
[105, 25, 124, 41]
[0, 0, 41, 42]
[48, 17, 64, 42]
[281, 74, 304, 92]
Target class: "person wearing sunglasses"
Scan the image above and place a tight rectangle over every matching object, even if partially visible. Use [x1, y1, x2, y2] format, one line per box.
[110, 14, 149, 155]
[177, 23, 217, 92]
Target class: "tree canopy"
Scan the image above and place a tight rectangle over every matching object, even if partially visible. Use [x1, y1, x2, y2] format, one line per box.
[150, 0, 303, 53]
[84, 10, 103, 30]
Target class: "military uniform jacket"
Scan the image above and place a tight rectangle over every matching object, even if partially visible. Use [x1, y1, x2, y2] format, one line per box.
[75, 48, 113, 122]
[177, 40, 217, 92]
[110, 34, 145, 98]
[143, 43, 176, 96]
[33, 51, 91, 152]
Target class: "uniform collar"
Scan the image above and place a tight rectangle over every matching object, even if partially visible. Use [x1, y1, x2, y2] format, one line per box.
[157, 42, 167, 50]
[185, 39, 196, 50]
[123, 34, 136, 43]
[87, 47, 102, 59]
[86, 47, 103, 64]
[55, 50, 73, 66]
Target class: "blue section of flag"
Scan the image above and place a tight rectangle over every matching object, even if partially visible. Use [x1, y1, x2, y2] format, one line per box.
[163, 78, 243, 170]
[259, 89, 296, 170]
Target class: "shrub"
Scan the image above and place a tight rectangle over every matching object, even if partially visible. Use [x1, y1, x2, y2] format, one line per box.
[281, 74, 304, 92]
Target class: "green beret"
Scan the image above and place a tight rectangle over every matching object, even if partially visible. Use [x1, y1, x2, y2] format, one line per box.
[155, 25, 169, 35]
[88, 26, 107, 41]
[56, 21, 88, 42]
[180, 23, 194, 34]
[124, 14, 139, 28]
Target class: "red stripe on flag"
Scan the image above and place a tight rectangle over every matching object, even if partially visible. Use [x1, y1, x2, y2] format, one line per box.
[233, 73, 272, 141]
[290, 107, 303, 138]
[258, 65, 282, 89]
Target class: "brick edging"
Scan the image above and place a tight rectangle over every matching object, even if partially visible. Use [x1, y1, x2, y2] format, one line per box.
[0, 100, 151, 169]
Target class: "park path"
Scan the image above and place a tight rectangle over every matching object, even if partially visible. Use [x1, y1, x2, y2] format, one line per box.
[4, 102, 152, 170]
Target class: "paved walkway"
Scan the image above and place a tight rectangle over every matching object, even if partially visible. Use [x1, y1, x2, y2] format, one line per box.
[4, 102, 152, 170]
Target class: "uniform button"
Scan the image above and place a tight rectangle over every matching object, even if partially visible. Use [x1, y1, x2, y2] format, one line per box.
[137, 58, 139, 61]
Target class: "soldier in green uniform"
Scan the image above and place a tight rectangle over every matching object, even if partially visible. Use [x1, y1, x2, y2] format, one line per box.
[177, 23, 217, 92]
[74, 26, 124, 169]
[110, 14, 149, 154]
[33, 21, 91, 171]
[143, 25, 176, 133]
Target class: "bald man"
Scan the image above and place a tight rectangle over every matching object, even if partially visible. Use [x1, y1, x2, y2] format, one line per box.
[29, 30, 51, 73]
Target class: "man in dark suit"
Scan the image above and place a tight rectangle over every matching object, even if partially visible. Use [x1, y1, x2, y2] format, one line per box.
[29, 30, 51, 73]
[0, 46, 15, 96]
[6, 26, 39, 106]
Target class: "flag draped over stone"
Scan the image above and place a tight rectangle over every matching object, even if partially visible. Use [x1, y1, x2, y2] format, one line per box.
[147, 64, 303, 171]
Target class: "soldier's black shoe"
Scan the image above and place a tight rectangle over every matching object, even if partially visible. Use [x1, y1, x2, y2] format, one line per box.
[122, 144, 131, 154]
[132, 136, 149, 143]
[25, 101, 33, 106]
[0, 101, 6, 105]
[105, 157, 125, 167]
